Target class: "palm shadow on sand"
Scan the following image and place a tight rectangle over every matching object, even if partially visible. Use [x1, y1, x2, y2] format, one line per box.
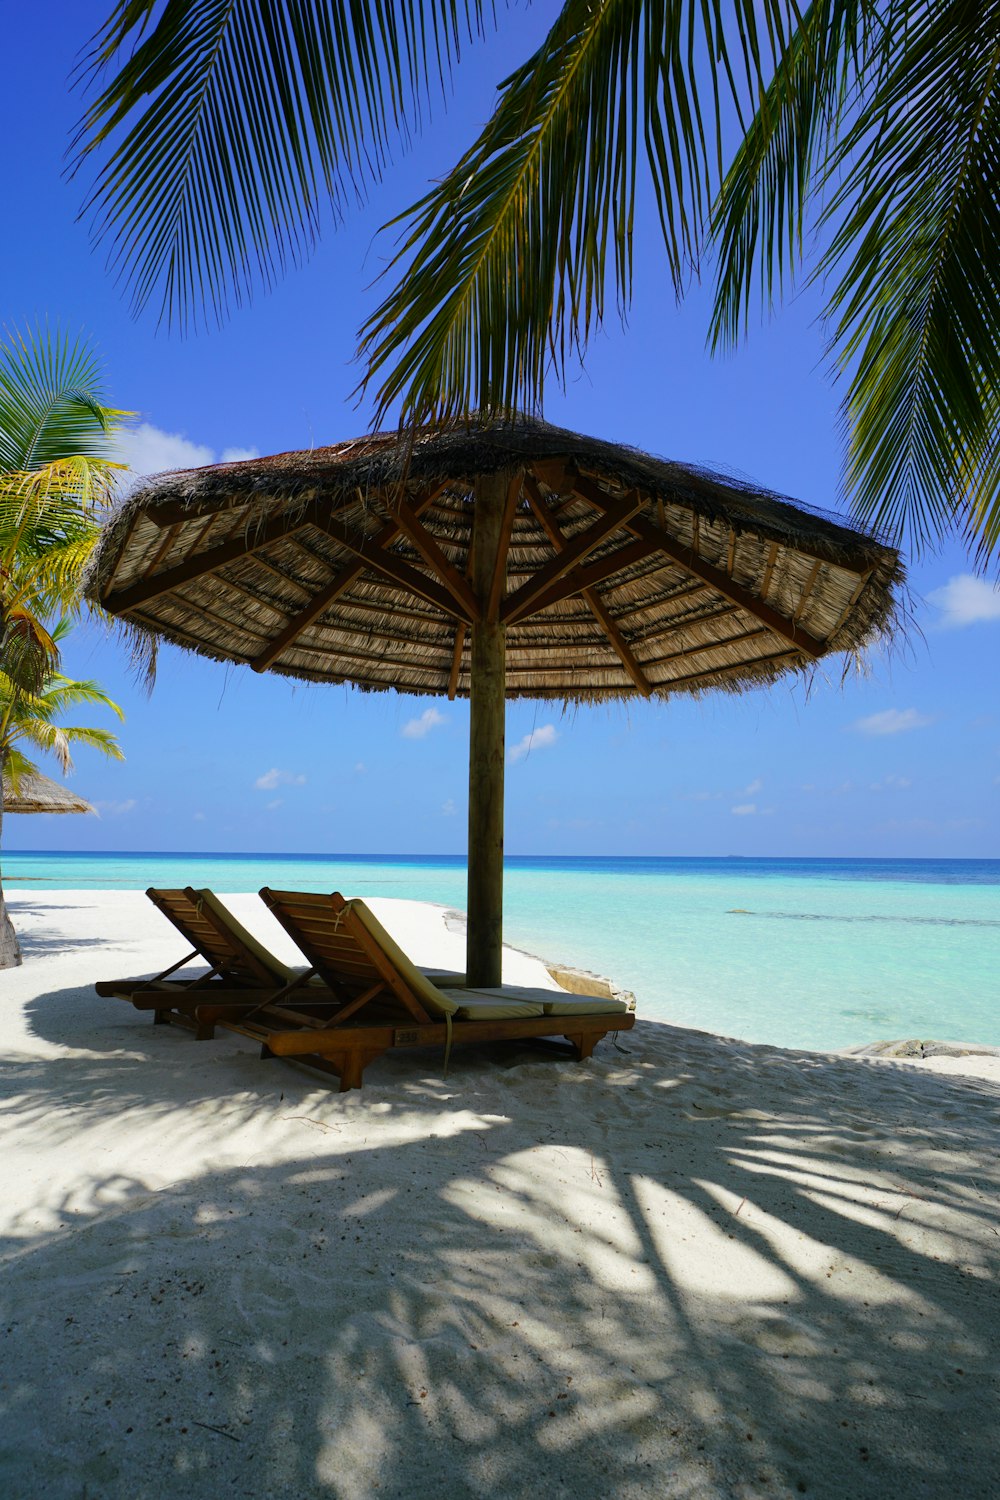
[4, 984, 1000, 1498]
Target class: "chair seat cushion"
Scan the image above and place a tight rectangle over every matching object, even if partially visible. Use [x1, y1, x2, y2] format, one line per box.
[445, 991, 545, 1020]
[459, 984, 629, 1016]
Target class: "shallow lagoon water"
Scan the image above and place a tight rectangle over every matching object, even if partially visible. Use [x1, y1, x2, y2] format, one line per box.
[5, 851, 998, 1052]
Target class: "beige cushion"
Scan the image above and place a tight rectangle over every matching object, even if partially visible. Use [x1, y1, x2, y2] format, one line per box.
[422, 969, 466, 987]
[347, 900, 460, 1017]
[194, 890, 296, 982]
[540, 996, 630, 1016]
[450, 992, 545, 1020]
[458, 982, 629, 1017]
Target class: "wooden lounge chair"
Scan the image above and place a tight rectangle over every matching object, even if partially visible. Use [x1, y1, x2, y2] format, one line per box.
[195, 888, 634, 1090]
[95, 887, 466, 1034]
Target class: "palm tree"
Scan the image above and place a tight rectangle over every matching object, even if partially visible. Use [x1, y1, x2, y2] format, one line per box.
[73, 0, 1000, 563]
[0, 327, 129, 967]
[1, 645, 125, 791]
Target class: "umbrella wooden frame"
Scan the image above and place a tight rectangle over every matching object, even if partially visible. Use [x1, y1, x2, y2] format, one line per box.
[89, 419, 903, 989]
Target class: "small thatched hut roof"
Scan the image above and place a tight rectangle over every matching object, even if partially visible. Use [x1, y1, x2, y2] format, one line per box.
[3, 769, 96, 816]
[88, 416, 903, 702]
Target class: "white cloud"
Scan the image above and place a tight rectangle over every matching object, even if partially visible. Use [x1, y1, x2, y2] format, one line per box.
[508, 724, 559, 764]
[354, 761, 367, 775]
[744, 777, 763, 795]
[402, 708, 447, 740]
[254, 767, 306, 790]
[680, 789, 722, 802]
[731, 803, 757, 816]
[851, 708, 933, 737]
[441, 798, 457, 817]
[94, 798, 136, 817]
[193, 811, 206, 822]
[112, 422, 259, 483]
[266, 798, 284, 811]
[869, 774, 912, 792]
[219, 445, 259, 464]
[928, 574, 1000, 628]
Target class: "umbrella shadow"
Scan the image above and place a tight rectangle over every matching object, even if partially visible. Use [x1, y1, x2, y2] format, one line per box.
[3, 1000, 1000, 1498]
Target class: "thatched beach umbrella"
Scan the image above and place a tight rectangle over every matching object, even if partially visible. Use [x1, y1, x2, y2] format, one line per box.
[2, 768, 96, 816]
[88, 418, 902, 985]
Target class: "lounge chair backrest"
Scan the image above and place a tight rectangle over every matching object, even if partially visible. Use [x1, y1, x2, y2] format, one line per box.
[259, 889, 460, 1018]
[147, 888, 292, 985]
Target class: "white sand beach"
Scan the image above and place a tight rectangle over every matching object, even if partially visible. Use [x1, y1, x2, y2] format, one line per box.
[2, 889, 1000, 1500]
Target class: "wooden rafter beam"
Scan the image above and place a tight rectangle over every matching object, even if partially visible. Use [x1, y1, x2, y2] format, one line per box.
[251, 558, 367, 671]
[570, 473, 826, 660]
[317, 518, 475, 624]
[793, 558, 823, 621]
[103, 502, 335, 613]
[390, 495, 481, 623]
[486, 471, 523, 621]
[644, 624, 773, 671]
[658, 649, 801, 693]
[523, 476, 651, 694]
[502, 537, 656, 625]
[500, 490, 644, 625]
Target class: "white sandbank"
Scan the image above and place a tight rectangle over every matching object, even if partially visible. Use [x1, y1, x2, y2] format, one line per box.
[2, 888, 999, 1500]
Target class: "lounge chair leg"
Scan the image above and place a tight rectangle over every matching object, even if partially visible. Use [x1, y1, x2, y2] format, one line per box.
[564, 1032, 599, 1061]
[153, 1010, 170, 1026]
[195, 1022, 215, 1041]
[260, 1043, 275, 1060]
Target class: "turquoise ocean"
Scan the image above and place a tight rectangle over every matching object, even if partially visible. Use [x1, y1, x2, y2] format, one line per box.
[4, 851, 997, 1053]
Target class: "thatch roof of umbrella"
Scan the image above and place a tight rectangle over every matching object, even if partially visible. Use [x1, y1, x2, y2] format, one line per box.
[3, 769, 96, 816]
[89, 417, 903, 704]
[87, 415, 904, 986]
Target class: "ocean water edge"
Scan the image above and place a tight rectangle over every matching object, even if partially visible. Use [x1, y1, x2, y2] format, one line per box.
[4, 851, 998, 1054]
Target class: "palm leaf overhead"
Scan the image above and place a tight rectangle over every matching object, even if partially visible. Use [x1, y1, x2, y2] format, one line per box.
[710, 0, 1000, 560]
[73, 0, 495, 328]
[358, 0, 800, 425]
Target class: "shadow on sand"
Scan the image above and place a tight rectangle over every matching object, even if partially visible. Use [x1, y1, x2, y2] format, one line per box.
[2, 984, 999, 1499]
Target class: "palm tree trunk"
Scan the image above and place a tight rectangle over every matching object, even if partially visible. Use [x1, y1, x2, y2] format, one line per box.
[0, 761, 23, 968]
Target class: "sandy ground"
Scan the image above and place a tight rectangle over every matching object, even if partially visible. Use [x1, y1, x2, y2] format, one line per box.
[2, 889, 999, 1500]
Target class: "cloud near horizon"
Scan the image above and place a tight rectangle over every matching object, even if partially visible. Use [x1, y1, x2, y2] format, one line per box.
[94, 798, 136, 817]
[508, 724, 558, 764]
[402, 708, 447, 740]
[851, 708, 933, 736]
[254, 768, 306, 790]
[927, 574, 1000, 628]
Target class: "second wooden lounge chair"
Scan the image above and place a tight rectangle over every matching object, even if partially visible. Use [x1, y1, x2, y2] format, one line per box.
[95, 887, 323, 1032]
[196, 888, 634, 1090]
[96, 887, 469, 1034]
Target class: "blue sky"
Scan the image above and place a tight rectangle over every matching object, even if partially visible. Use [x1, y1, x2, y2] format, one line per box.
[4, 2, 998, 858]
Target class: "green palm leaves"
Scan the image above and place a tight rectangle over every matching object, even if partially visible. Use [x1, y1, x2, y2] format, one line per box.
[0, 327, 126, 694]
[0, 642, 125, 790]
[74, 0, 492, 327]
[74, 0, 1000, 562]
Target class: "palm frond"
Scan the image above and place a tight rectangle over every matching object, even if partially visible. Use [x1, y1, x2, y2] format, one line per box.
[822, 0, 1000, 557]
[0, 326, 123, 472]
[709, 0, 878, 349]
[29, 674, 126, 722]
[1, 748, 41, 792]
[358, 0, 799, 427]
[72, 0, 496, 329]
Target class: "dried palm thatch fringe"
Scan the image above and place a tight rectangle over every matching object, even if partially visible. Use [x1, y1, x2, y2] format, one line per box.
[86, 417, 904, 704]
[2, 769, 96, 815]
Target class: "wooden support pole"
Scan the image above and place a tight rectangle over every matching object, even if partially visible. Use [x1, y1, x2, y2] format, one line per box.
[466, 470, 513, 988]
